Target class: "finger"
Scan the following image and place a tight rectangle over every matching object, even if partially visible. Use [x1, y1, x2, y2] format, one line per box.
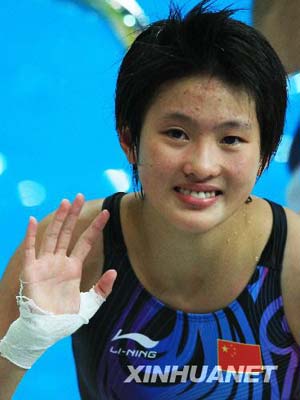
[94, 269, 117, 298]
[70, 209, 110, 263]
[55, 193, 85, 254]
[38, 199, 71, 255]
[23, 216, 38, 267]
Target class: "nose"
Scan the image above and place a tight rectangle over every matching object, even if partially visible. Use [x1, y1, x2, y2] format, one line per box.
[182, 140, 221, 180]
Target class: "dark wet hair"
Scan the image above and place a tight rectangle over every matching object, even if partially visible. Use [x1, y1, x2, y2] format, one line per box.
[115, 0, 287, 191]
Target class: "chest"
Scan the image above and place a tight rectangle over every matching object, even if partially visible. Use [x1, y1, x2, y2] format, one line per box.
[121, 198, 274, 315]
[74, 263, 300, 399]
[126, 232, 267, 314]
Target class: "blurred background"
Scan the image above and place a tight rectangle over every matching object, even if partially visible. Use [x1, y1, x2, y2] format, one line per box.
[0, 0, 299, 398]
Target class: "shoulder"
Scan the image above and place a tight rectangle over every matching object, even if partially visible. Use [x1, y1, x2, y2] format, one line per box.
[285, 207, 300, 251]
[72, 198, 106, 291]
[39, 198, 105, 254]
[281, 207, 300, 344]
[73, 198, 105, 234]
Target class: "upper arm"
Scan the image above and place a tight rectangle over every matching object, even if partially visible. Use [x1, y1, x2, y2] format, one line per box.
[0, 198, 105, 338]
[281, 208, 300, 344]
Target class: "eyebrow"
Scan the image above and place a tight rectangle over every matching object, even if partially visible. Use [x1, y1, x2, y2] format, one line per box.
[161, 112, 252, 131]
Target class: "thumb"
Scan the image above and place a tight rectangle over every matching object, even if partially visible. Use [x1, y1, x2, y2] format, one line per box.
[94, 269, 117, 298]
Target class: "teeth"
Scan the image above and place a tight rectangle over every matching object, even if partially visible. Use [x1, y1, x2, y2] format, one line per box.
[178, 188, 217, 198]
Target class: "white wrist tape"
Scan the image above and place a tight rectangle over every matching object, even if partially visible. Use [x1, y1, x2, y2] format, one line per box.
[0, 282, 105, 369]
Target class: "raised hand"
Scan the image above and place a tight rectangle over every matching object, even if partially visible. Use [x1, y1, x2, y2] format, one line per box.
[20, 193, 117, 315]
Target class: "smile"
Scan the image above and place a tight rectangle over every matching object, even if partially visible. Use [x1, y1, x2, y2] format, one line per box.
[175, 187, 222, 199]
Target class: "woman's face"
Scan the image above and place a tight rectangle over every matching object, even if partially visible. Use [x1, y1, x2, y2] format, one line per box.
[133, 75, 261, 233]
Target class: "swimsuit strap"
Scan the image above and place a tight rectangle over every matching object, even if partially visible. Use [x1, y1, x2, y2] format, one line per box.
[257, 199, 287, 270]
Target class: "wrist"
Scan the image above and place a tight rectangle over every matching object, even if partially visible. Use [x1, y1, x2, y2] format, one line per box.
[0, 287, 105, 369]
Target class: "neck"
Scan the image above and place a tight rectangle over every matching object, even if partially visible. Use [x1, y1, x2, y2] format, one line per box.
[134, 196, 253, 286]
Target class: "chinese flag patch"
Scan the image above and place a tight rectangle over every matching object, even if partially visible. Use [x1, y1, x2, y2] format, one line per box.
[217, 339, 262, 373]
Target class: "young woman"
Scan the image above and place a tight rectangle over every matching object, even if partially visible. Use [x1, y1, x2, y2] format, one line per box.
[1, 1, 300, 399]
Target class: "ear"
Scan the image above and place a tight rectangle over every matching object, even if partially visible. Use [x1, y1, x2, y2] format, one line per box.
[118, 127, 137, 164]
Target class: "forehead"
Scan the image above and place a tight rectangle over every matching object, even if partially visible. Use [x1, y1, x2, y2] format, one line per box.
[146, 75, 256, 123]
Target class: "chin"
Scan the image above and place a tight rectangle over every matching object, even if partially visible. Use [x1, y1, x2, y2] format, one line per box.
[168, 213, 224, 234]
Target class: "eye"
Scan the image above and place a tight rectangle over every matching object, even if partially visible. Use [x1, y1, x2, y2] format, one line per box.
[165, 129, 188, 140]
[221, 136, 242, 145]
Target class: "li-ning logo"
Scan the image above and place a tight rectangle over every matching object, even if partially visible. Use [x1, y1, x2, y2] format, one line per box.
[112, 329, 159, 348]
[110, 329, 159, 359]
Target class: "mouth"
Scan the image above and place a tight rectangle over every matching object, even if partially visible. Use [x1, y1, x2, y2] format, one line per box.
[174, 187, 223, 199]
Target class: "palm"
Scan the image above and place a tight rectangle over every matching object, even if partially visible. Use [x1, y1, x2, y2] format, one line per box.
[22, 255, 82, 314]
[21, 194, 116, 314]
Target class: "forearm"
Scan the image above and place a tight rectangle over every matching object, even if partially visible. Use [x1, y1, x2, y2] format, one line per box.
[0, 281, 106, 399]
[0, 284, 20, 338]
[0, 357, 26, 400]
[0, 281, 26, 398]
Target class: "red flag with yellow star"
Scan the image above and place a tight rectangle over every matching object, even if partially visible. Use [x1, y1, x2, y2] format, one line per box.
[217, 339, 262, 373]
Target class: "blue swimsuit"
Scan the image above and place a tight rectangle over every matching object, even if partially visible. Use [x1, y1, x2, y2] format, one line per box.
[72, 192, 300, 399]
